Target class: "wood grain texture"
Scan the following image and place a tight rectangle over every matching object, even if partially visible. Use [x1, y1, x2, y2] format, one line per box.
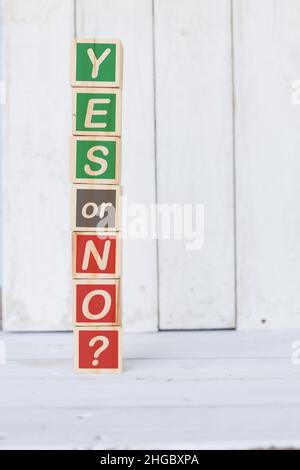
[233, 0, 300, 329]
[2, 0, 74, 330]
[4, 0, 300, 332]
[2, 329, 297, 359]
[154, 0, 235, 329]
[1, 330, 300, 449]
[76, 0, 158, 332]
[2, 407, 300, 450]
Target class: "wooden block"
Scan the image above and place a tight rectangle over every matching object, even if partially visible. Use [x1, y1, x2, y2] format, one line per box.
[75, 326, 122, 373]
[70, 136, 120, 185]
[73, 279, 120, 326]
[71, 184, 120, 232]
[72, 88, 122, 136]
[71, 38, 123, 88]
[72, 231, 121, 278]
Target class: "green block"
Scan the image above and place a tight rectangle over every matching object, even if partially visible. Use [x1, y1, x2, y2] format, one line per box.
[74, 90, 121, 135]
[76, 43, 116, 83]
[72, 39, 122, 87]
[76, 139, 116, 180]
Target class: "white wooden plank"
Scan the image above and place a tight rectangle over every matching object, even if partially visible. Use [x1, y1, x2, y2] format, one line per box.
[1, 408, 300, 450]
[1, 331, 300, 449]
[76, 0, 157, 332]
[2, 0, 74, 330]
[234, 0, 300, 329]
[2, 330, 299, 359]
[1, 330, 299, 381]
[154, 0, 235, 329]
[2, 375, 300, 408]
[1, 358, 299, 380]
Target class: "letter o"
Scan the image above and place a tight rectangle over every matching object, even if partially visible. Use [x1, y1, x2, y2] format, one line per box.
[82, 289, 111, 320]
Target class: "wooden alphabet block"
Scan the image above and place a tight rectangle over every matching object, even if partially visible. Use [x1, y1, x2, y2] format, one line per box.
[75, 326, 122, 373]
[71, 38, 123, 374]
[72, 88, 122, 136]
[73, 279, 120, 326]
[70, 136, 120, 185]
[72, 231, 121, 278]
[71, 184, 120, 231]
[71, 39, 123, 88]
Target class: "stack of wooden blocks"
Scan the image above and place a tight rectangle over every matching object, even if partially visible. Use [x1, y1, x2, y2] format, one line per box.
[70, 39, 123, 373]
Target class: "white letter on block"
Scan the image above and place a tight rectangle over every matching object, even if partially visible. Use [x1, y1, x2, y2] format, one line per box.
[82, 240, 111, 271]
[85, 146, 108, 176]
[82, 289, 111, 320]
[84, 99, 111, 129]
[82, 202, 99, 219]
[87, 47, 111, 78]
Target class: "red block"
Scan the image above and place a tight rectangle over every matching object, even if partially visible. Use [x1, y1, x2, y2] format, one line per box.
[75, 327, 121, 373]
[73, 232, 120, 278]
[73, 279, 120, 326]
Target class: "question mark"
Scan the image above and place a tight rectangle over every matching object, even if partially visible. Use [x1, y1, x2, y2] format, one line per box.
[89, 335, 109, 366]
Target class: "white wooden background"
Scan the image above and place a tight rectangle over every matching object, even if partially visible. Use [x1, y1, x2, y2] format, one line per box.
[2, 0, 300, 332]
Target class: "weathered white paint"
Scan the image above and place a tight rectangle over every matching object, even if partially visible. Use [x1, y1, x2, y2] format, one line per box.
[154, 0, 235, 329]
[76, 0, 158, 332]
[3, 0, 300, 332]
[234, 0, 300, 329]
[2, 0, 74, 330]
[1, 330, 300, 449]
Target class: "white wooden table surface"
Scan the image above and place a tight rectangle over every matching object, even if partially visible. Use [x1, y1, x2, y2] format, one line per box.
[1, 330, 300, 450]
